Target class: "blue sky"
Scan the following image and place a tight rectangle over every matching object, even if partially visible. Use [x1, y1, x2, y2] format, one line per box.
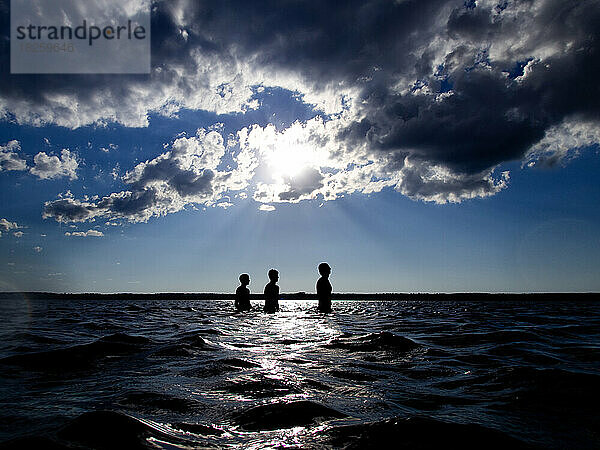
[1, 0, 599, 293]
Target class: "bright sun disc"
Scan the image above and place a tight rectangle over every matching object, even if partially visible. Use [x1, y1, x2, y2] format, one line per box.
[267, 148, 310, 177]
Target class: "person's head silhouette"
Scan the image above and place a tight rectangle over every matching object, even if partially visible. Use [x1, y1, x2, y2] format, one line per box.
[239, 273, 250, 286]
[318, 262, 331, 277]
[268, 268, 279, 282]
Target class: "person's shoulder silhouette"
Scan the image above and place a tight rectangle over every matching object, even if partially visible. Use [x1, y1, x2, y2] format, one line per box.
[264, 268, 280, 313]
[316, 262, 332, 313]
[235, 273, 251, 312]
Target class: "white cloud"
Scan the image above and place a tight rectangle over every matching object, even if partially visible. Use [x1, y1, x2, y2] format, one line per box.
[1, 142, 82, 182]
[0, 53, 259, 129]
[524, 119, 600, 168]
[100, 143, 119, 153]
[0, 140, 27, 172]
[33, 246, 43, 252]
[30, 149, 78, 180]
[65, 230, 104, 237]
[0, 21, 350, 130]
[394, 159, 510, 204]
[111, 163, 121, 180]
[253, 167, 325, 204]
[13, 231, 24, 238]
[259, 204, 275, 211]
[0, 218, 22, 232]
[43, 128, 258, 223]
[239, 116, 385, 204]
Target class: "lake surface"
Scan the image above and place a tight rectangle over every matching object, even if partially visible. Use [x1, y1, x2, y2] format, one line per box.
[0, 298, 599, 448]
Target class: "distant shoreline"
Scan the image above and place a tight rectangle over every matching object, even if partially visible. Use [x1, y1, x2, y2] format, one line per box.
[0, 292, 599, 301]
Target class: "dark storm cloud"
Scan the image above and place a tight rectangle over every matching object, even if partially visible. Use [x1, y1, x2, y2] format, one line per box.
[359, 0, 600, 176]
[278, 168, 324, 202]
[42, 196, 97, 223]
[4, 0, 600, 203]
[353, 67, 549, 174]
[126, 156, 215, 197]
[181, 0, 449, 83]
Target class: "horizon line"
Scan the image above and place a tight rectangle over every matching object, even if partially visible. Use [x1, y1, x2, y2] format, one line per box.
[1, 291, 599, 297]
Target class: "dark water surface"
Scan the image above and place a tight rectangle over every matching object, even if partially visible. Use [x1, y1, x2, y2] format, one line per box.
[0, 298, 599, 448]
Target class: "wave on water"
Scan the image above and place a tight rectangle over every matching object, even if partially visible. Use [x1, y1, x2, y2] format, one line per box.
[116, 391, 202, 414]
[182, 357, 261, 378]
[325, 331, 419, 353]
[232, 400, 347, 431]
[0, 298, 598, 448]
[0, 333, 151, 372]
[222, 375, 304, 399]
[324, 416, 538, 449]
[0, 411, 190, 450]
[150, 331, 217, 357]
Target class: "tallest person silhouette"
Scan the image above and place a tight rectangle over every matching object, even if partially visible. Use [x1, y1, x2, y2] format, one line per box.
[264, 268, 280, 313]
[316, 262, 332, 313]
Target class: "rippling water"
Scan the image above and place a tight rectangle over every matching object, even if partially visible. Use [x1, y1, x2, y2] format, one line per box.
[0, 298, 599, 448]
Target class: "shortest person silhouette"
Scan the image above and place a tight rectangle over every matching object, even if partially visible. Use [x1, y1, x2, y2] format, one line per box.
[264, 269, 280, 313]
[316, 262, 332, 313]
[235, 273, 251, 312]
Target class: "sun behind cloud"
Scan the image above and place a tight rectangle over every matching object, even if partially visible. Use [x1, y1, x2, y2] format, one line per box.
[260, 122, 332, 179]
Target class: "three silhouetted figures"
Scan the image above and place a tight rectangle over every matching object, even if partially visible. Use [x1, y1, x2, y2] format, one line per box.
[234, 263, 333, 313]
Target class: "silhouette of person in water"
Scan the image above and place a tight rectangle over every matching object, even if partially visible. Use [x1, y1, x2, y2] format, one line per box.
[316, 262, 332, 313]
[264, 269, 280, 313]
[235, 273, 251, 312]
